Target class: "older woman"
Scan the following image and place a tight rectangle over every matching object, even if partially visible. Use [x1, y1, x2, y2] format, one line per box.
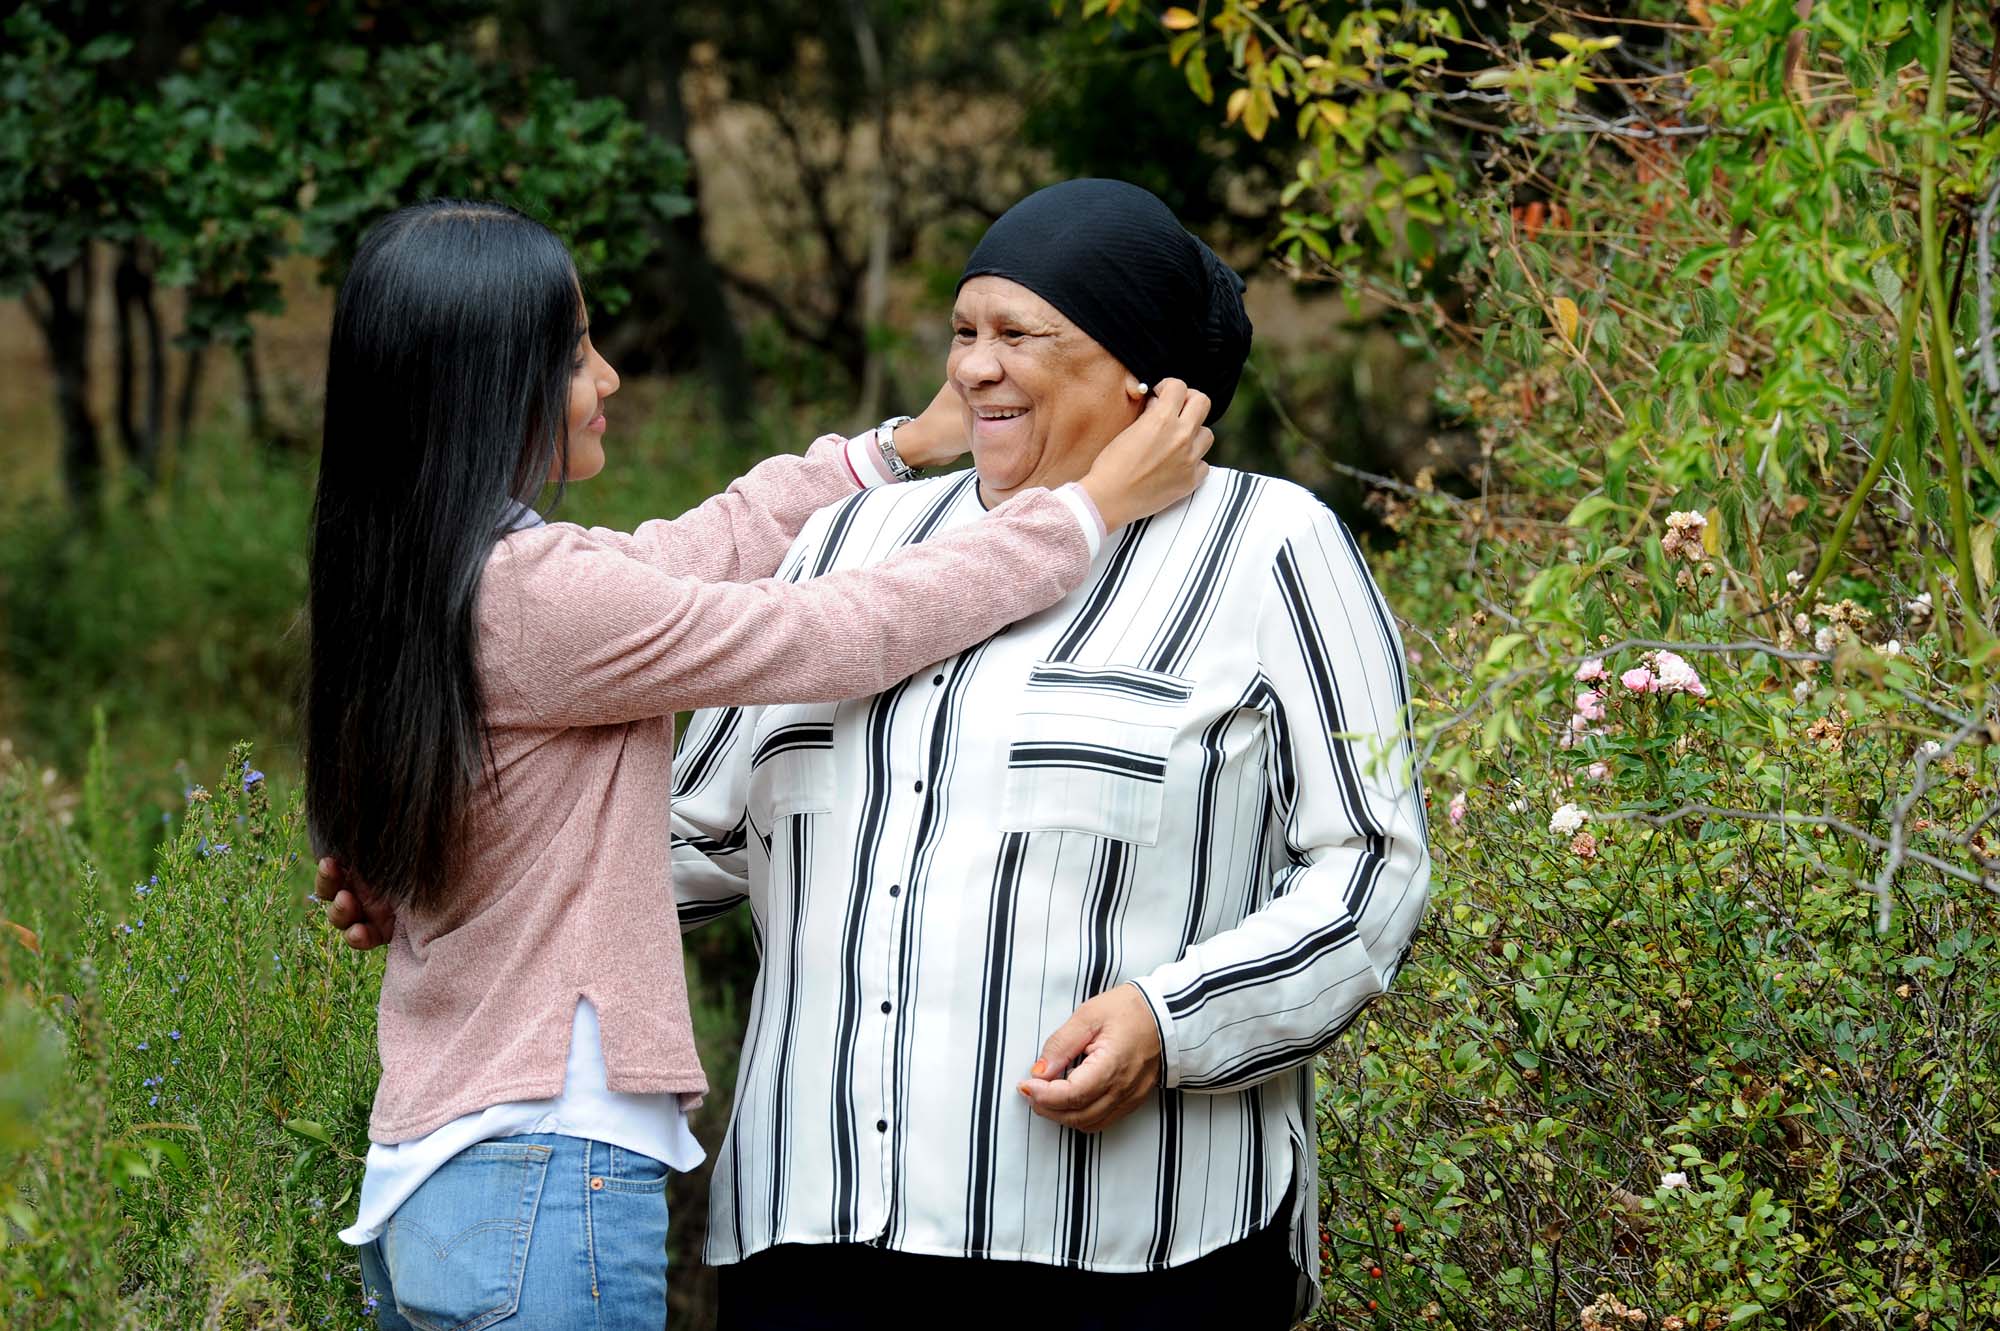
[669, 178, 1431, 1327]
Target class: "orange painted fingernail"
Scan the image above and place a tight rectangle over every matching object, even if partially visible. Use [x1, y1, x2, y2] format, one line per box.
[1032, 1060, 1049, 1077]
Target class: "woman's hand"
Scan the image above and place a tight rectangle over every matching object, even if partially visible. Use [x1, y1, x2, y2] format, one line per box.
[314, 857, 397, 949]
[1017, 983, 1163, 1133]
[885, 380, 970, 470]
[1077, 379, 1213, 530]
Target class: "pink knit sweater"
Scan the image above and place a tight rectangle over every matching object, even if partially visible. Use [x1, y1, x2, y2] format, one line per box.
[367, 437, 1099, 1142]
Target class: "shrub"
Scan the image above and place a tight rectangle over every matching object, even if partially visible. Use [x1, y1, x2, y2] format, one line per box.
[1078, 1, 2000, 1325]
[2, 744, 380, 1329]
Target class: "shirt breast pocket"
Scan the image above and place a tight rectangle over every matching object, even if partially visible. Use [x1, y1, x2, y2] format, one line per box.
[747, 711, 836, 818]
[998, 662, 1192, 847]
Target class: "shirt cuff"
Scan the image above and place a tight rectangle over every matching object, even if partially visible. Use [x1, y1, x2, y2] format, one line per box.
[1128, 976, 1181, 1091]
[843, 429, 900, 489]
[1054, 483, 1107, 560]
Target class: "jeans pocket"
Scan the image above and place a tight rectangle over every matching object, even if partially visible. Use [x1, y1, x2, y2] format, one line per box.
[382, 1141, 552, 1331]
[597, 1144, 669, 1194]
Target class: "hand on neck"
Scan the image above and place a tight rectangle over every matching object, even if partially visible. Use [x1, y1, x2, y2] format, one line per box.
[975, 411, 1141, 509]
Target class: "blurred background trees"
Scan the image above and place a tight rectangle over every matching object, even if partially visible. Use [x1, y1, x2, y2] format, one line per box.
[6, 1, 2000, 1328]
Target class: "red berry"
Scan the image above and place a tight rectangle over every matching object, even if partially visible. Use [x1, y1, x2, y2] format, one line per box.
[1369, 1265, 1383, 1279]
[1367, 1299, 1379, 1312]
[1392, 1221, 1405, 1234]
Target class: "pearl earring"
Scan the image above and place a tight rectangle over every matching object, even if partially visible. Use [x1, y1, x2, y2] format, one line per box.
[1135, 382, 1150, 397]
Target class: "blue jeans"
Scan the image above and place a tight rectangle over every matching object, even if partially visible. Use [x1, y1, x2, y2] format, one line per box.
[358, 1134, 669, 1331]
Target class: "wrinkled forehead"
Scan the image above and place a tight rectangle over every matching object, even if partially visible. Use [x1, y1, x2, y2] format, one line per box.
[951, 276, 1076, 333]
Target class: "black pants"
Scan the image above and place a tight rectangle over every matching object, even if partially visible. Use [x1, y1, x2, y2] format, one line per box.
[717, 1217, 1299, 1331]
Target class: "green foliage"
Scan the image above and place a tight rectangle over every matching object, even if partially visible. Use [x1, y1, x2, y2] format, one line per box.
[0, 2, 689, 326]
[1, 744, 379, 1329]
[1095, 0, 2000, 1324]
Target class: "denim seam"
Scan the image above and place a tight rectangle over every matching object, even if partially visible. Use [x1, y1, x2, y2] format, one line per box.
[583, 1139, 602, 1308]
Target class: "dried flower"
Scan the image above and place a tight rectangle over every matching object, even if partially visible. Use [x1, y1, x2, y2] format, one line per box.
[1570, 831, 1598, 859]
[1661, 509, 1707, 562]
[1814, 625, 1837, 653]
[1792, 679, 1812, 703]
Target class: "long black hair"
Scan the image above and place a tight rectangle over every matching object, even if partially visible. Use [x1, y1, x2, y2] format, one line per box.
[306, 200, 581, 909]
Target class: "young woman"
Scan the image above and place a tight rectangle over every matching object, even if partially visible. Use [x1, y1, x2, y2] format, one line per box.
[305, 199, 1211, 1330]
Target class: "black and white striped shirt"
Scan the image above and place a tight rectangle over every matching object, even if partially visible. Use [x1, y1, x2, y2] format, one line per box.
[670, 466, 1430, 1306]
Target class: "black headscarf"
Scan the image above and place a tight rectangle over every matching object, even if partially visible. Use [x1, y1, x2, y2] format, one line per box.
[958, 178, 1253, 421]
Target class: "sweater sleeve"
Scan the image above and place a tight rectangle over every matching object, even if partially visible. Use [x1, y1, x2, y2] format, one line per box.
[576, 432, 896, 583]
[1129, 501, 1431, 1092]
[483, 484, 1100, 726]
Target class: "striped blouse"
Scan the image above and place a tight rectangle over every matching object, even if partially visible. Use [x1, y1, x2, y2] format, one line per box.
[670, 465, 1430, 1313]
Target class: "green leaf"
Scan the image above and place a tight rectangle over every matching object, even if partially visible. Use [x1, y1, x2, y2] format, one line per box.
[284, 1118, 332, 1146]
[1484, 633, 1529, 665]
[1185, 53, 1213, 105]
[1564, 495, 1620, 527]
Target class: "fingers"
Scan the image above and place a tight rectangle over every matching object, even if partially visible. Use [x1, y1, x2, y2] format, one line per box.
[1020, 1052, 1110, 1113]
[1149, 377, 1189, 417]
[1178, 388, 1212, 426]
[318, 864, 397, 950]
[325, 888, 363, 930]
[1033, 1009, 1098, 1079]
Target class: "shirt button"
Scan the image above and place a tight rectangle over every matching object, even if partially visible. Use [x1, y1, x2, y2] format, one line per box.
[888, 884, 902, 897]
[932, 674, 944, 685]
[876, 1119, 888, 1133]
[913, 780, 924, 793]
[880, 1000, 892, 1014]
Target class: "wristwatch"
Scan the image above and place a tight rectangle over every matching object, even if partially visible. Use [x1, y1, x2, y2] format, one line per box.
[875, 415, 918, 482]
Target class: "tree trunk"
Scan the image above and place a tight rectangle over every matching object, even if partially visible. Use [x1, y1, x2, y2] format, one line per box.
[35, 255, 103, 508]
[846, 0, 896, 423]
[176, 341, 207, 453]
[535, 2, 757, 436]
[638, 18, 757, 435]
[236, 337, 270, 442]
[113, 244, 168, 481]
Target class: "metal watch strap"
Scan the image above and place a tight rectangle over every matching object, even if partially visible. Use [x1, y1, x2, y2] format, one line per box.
[875, 415, 917, 482]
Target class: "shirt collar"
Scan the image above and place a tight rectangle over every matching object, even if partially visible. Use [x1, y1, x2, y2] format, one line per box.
[501, 499, 546, 531]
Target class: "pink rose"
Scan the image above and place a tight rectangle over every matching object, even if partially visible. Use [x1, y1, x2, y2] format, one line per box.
[1448, 791, 1468, 826]
[1575, 657, 1609, 684]
[1621, 666, 1658, 694]
[1574, 690, 1606, 721]
[1652, 650, 1707, 698]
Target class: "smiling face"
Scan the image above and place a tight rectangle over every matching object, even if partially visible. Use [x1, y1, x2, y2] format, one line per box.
[554, 300, 620, 483]
[948, 276, 1145, 505]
